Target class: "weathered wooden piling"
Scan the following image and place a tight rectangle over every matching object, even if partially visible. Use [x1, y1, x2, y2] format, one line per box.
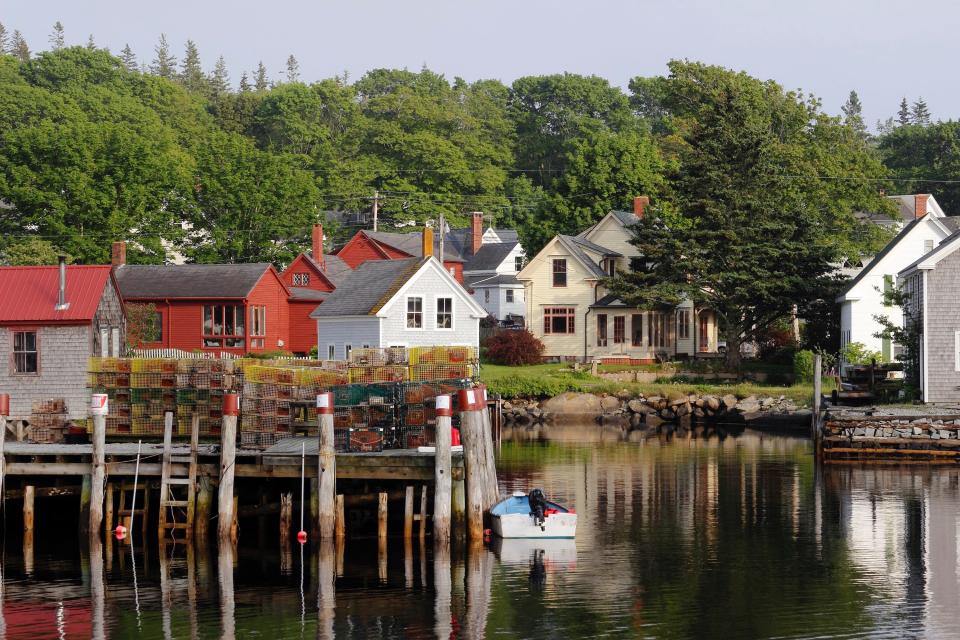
[317, 538, 336, 640]
[218, 393, 239, 543]
[335, 494, 345, 542]
[434, 395, 453, 544]
[317, 392, 336, 539]
[452, 471, 466, 542]
[480, 389, 499, 508]
[404, 485, 415, 540]
[195, 475, 212, 544]
[90, 393, 108, 538]
[280, 492, 293, 542]
[419, 485, 428, 543]
[0, 393, 8, 500]
[79, 474, 91, 537]
[458, 388, 486, 541]
[23, 484, 34, 543]
[378, 491, 388, 540]
[104, 482, 114, 538]
[434, 540, 452, 640]
[217, 541, 236, 638]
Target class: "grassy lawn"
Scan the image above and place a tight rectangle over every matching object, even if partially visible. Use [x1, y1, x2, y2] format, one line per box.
[480, 362, 830, 406]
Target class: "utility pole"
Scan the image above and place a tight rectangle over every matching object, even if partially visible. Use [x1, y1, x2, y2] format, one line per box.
[372, 190, 379, 232]
[438, 214, 445, 261]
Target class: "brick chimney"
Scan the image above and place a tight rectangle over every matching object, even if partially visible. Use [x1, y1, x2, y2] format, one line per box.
[312, 223, 325, 270]
[111, 241, 126, 267]
[915, 194, 929, 219]
[422, 226, 434, 258]
[471, 211, 484, 256]
[633, 196, 650, 219]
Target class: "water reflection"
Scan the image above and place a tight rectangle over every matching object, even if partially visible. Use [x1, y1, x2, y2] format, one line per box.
[4, 428, 960, 637]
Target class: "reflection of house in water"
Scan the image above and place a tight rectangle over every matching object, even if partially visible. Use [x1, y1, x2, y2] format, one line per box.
[832, 467, 960, 636]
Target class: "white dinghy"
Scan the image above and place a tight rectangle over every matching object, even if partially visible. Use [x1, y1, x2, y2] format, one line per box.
[490, 490, 577, 539]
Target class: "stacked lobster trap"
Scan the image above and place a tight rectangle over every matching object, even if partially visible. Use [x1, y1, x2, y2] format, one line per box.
[87, 346, 479, 450]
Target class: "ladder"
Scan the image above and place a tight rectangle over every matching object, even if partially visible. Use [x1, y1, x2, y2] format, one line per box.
[117, 479, 150, 539]
[158, 413, 199, 542]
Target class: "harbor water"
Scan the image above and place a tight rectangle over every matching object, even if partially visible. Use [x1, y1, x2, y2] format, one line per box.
[2, 424, 959, 638]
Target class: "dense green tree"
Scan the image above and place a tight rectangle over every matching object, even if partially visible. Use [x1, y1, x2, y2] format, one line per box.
[150, 33, 176, 78]
[609, 61, 892, 367]
[179, 40, 206, 92]
[911, 98, 931, 126]
[120, 44, 137, 71]
[0, 22, 8, 54]
[238, 71, 251, 93]
[49, 21, 65, 50]
[210, 55, 230, 96]
[10, 30, 29, 63]
[1, 237, 71, 265]
[898, 97, 910, 125]
[879, 121, 960, 213]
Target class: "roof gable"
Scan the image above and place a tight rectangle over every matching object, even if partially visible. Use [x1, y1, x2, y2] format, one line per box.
[376, 258, 487, 319]
[900, 228, 960, 276]
[463, 242, 519, 273]
[283, 253, 337, 292]
[311, 258, 423, 317]
[0, 265, 114, 324]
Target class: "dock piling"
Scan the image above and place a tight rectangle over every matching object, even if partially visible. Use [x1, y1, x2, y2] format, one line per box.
[23, 484, 34, 548]
[0, 393, 8, 501]
[458, 388, 486, 542]
[89, 395, 107, 538]
[404, 485, 414, 540]
[378, 491, 388, 541]
[419, 485, 428, 543]
[317, 392, 336, 539]
[335, 494, 345, 542]
[433, 396, 452, 545]
[218, 393, 239, 543]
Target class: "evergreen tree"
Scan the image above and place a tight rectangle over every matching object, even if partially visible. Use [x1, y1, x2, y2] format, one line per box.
[239, 71, 252, 93]
[150, 33, 176, 78]
[210, 55, 230, 96]
[841, 90, 867, 140]
[86, 34, 96, 50]
[285, 55, 300, 82]
[898, 98, 911, 125]
[911, 98, 931, 126]
[120, 44, 138, 71]
[179, 40, 206, 92]
[49, 21, 65, 50]
[0, 22, 7, 54]
[10, 30, 29, 63]
[254, 62, 268, 91]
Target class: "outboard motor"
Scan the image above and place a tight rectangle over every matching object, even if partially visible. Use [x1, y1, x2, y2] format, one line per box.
[528, 488, 548, 530]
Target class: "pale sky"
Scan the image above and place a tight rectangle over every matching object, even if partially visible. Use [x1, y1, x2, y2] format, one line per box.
[3, 0, 951, 127]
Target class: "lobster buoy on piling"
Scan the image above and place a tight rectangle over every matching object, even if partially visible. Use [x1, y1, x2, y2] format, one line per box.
[114, 525, 127, 539]
[297, 530, 308, 544]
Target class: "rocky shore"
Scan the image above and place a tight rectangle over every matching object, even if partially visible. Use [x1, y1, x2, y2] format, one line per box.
[501, 390, 810, 427]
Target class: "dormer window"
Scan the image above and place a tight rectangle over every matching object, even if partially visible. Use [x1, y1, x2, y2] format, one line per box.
[602, 258, 616, 277]
[293, 273, 310, 286]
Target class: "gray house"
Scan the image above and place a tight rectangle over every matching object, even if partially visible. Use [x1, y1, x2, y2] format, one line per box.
[899, 231, 960, 403]
[0, 263, 125, 421]
[310, 256, 487, 361]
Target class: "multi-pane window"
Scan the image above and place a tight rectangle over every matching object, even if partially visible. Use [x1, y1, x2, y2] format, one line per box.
[406, 297, 423, 329]
[293, 273, 310, 286]
[552, 259, 567, 287]
[544, 307, 575, 334]
[515, 256, 524, 272]
[597, 314, 608, 347]
[649, 312, 670, 348]
[603, 259, 616, 277]
[327, 344, 336, 360]
[614, 316, 625, 344]
[202, 304, 245, 348]
[13, 331, 38, 374]
[505, 289, 514, 303]
[677, 309, 690, 340]
[437, 297, 453, 329]
[249, 305, 266, 349]
[631, 315, 643, 346]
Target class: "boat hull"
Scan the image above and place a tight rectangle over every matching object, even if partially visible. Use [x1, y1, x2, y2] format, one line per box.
[491, 512, 577, 539]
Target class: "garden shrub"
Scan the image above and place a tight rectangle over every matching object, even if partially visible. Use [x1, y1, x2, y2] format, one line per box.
[482, 329, 544, 365]
[792, 350, 815, 382]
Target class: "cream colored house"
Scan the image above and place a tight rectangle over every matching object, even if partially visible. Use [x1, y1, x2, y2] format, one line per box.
[517, 197, 720, 362]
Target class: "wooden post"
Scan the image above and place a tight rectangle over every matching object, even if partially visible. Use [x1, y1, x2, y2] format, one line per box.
[195, 475, 212, 544]
[452, 468, 466, 543]
[23, 485, 34, 566]
[280, 492, 293, 542]
[158, 411, 174, 539]
[0, 393, 8, 501]
[404, 485, 414, 540]
[217, 540, 236, 639]
[90, 538, 105, 640]
[434, 396, 453, 544]
[479, 389, 498, 509]
[458, 389, 486, 542]
[90, 395, 108, 539]
[218, 393, 239, 542]
[317, 538, 336, 640]
[317, 392, 336, 539]
[104, 482, 114, 539]
[79, 474, 91, 537]
[813, 354, 822, 441]
[335, 494, 345, 542]
[378, 491, 388, 541]
[419, 485, 428, 543]
[434, 540, 452, 640]
[404, 537, 414, 588]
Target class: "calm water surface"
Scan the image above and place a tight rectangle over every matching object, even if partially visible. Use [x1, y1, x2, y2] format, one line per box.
[2, 425, 959, 639]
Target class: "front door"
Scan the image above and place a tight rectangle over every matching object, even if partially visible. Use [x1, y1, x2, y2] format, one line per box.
[699, 314, 710, 352]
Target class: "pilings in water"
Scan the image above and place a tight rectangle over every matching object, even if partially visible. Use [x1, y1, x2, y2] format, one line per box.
[89, 394, 108, 537]
[317, 392, 336, 539]
[433, 395, 453, 544]
[458, 388, 487, 542]
[218, 393, 239, 543]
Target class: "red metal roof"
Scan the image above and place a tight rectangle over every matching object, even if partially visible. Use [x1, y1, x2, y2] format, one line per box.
[0, 265, 114, 324]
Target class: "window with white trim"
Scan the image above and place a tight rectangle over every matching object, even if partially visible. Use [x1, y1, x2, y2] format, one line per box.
[406, 297, 423, 329]
[515, 256, 524, 272]
[327, 344, 336, 360]
[678, 309, 690, 340]
[437, 297, 453, 329]
[505, 289, 514, 303]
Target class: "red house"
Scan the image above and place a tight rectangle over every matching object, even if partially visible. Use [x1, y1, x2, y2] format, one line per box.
[280, 224, 353, 355]
[112, 243, 291, 355]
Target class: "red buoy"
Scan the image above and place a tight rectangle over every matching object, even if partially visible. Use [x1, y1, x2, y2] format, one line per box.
[297, 530, 308, 544]
[114, 525, 127, 539]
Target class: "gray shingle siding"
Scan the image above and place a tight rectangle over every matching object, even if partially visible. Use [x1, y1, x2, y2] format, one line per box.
[923, 249, 960, 402]
[316, 318, 380, 360]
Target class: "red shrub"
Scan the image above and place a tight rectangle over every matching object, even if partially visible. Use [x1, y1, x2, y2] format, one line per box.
[482, 329, 545, 365]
